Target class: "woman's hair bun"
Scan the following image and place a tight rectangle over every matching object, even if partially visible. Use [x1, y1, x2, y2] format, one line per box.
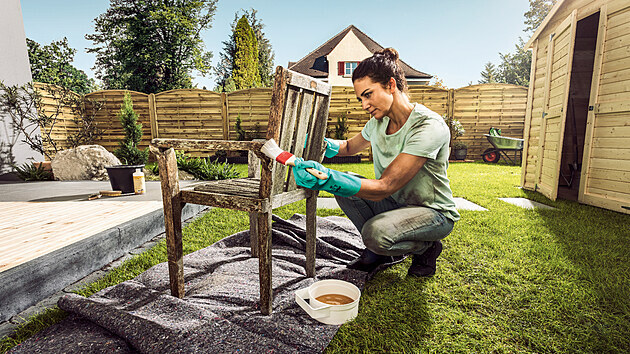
[377, 48, 399, 62]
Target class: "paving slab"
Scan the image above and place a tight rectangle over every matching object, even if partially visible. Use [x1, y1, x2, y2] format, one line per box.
[454, 197, 487, 211]
[499, 197, 557, 210]
[317, 197, 340, 209]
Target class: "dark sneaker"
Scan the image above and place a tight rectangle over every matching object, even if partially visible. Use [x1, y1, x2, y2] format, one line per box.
[408, 241, 443, 277]
[347, 249, 405, 273]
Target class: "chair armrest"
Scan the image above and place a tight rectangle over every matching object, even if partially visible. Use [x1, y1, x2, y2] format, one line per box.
[151, 138, 265, 152]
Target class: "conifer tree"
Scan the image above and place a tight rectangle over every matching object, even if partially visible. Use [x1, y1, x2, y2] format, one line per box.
[214, 9, 274, 91]
[113, 92, 148, 165]
[231, 16, 261, 90]
[479, 62, 498, 84]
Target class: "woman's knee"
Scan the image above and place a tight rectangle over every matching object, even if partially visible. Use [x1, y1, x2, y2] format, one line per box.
[361, 217, 394, 254]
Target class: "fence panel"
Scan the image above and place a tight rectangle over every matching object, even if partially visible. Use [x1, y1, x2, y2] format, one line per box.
[154, 89, 224, 141]
[226, 88, 272, 141]
[453, 84, 528, 158]
[85, 90, 151, 157]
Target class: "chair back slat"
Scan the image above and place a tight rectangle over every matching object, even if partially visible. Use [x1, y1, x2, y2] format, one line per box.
[305, 93, 330, 162]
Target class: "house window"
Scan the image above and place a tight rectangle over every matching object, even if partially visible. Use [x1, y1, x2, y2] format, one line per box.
[345, 62, 358, 76]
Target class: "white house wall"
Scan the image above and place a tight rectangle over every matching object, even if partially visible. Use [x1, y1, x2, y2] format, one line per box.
[0, 0, 43, 175]
[327, 31, 373, 87]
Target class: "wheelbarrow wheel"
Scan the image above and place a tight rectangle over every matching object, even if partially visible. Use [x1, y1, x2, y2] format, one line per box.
[482, 148, 500, 163]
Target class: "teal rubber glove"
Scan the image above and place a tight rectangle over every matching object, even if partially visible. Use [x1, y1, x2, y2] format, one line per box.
[303, 135, 341, 158]
[293, 159, 361, 197]
[323, 138, 341, 158]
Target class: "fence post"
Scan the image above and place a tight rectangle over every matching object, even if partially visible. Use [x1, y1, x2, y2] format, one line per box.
[448, 88, 455, 119]
[148, 93, 159, 139]
[221, 92, 229, 140]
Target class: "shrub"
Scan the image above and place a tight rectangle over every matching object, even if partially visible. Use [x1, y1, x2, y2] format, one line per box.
[175, 150, 240, 180]
[453, 141, 468, 150]
[113, 92, 148, 165]
[334, 114, 349, 140]
[13, 162, 52, 181]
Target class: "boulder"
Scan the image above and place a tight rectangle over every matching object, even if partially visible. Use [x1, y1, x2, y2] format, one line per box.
[51, 145, 121, 181]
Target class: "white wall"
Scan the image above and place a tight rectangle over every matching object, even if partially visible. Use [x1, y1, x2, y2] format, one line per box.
[0, 0, 43, 176]
[326, 31, 373, 87]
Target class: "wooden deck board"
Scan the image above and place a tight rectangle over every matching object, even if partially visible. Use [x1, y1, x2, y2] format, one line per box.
[0, 201, 162, 273]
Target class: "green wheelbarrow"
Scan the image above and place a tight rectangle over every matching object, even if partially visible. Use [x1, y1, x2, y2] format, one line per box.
[481, 130, 524, 165]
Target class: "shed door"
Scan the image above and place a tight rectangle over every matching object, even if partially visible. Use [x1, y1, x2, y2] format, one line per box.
[535, 10, 578, 200]
[579, 1, 630, 215]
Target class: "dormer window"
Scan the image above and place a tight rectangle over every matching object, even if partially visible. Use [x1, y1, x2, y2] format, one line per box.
[337, 61, 359, 76]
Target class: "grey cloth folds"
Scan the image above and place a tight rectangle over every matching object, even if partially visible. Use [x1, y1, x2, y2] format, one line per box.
[10, 215, 368, 353]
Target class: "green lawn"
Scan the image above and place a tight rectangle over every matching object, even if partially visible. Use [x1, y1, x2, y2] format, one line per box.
[2, 162, 629, 353]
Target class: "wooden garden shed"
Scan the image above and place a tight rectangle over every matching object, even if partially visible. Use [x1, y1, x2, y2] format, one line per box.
[521, 0, 630, 214]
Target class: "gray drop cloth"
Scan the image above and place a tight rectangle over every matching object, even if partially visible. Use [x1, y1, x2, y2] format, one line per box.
[10, 214, 376, 353]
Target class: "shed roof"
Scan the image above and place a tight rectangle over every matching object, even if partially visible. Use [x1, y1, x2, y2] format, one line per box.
[288, 25, 432, 79]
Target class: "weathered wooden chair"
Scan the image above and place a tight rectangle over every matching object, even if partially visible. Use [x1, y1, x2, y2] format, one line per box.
[150, 67, 331, 315]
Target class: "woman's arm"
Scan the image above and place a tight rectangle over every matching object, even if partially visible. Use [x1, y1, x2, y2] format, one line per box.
[355, 153, 427, 201]
[333, 134, 427, 201]
[336, 133, 371, 157]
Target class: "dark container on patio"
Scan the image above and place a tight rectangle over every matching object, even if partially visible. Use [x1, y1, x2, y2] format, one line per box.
[106, 165, 144, 193]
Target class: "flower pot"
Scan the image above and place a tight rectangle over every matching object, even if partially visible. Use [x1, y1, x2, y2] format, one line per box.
[105, 165, 145, 193]
[453, 148, 468, 160]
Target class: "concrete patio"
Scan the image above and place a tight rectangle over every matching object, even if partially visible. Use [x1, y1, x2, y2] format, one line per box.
[0, 180, 206, 325]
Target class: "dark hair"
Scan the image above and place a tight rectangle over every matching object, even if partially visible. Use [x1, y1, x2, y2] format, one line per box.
[352, 48, 407, 92]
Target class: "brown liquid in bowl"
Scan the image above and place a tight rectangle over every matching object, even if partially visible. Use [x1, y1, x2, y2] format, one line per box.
[315, 293, 354, 305]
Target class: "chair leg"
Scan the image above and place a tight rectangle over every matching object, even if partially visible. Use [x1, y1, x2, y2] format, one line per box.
[154, 147, 185, 298]
[305, 191, 317, 277]
[249, 212, 259, 257]
[257, 210, 273, 315]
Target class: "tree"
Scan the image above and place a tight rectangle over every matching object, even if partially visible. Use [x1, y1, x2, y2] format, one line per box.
[430, 75, 447, 89]
[524, 0, 558, 34]
[478, 62, 498, 84]
[215, 9, 274, 92]
[0, 81, 103, 160]
[231, 16, 261, 90]
[480, 0, 556, 86]
[497, 38, 532, 86]
[27, 38, 95, 94]
[86, 0, 217, 93]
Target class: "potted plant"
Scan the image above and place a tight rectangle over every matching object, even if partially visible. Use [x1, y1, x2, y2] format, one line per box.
[106, 92, 148, 193]
[452, 140, 468, 160]
[442, 115, 466, 160]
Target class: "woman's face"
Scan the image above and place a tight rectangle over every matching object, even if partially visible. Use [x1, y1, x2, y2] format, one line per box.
[353, 76, 394, 120]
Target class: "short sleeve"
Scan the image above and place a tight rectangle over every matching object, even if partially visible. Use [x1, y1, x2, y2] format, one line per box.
[402, 117, 449, 160]
[361, 117, 377, 142]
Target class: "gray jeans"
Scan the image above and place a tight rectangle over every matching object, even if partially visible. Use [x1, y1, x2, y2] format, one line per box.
[335, 195, 454, 257]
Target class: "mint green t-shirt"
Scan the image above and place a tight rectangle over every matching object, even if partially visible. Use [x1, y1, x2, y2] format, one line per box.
[361, 103, 460, 222]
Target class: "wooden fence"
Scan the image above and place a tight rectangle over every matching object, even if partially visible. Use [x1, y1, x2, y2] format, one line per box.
[36, 83, 528, 160]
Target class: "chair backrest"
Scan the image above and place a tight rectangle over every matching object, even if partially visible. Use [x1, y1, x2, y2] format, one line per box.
[263, 66, 332, 197]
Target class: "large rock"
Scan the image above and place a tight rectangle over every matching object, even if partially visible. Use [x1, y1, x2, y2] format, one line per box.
[51, 145, 121, 181]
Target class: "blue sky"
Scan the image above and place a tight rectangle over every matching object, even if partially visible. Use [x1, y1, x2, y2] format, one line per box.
[20, 0, 531, 89]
